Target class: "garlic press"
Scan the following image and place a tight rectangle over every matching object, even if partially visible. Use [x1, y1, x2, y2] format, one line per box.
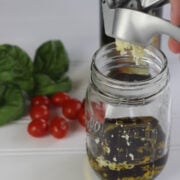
[102, 1, 180, 45]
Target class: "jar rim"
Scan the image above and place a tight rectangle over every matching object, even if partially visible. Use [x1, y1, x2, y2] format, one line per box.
[92, 42, 168, 85]
[91, 42, 169, 100]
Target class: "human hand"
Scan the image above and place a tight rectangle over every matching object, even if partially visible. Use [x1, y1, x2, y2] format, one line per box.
[168, 0, 180, 53]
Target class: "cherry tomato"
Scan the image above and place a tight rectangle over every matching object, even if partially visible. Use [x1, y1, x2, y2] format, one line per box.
[27, 119, 49, 137]
[29, 105, 50, 121]
[31, 95, 51, 108]
[77, 107, 86, 127]
[50, 92, 70, 107]
[81, 98, 86, 108]
[50, 116, 69, 139]
[92, 102, 105, 123]
[62, 98, 82, 120]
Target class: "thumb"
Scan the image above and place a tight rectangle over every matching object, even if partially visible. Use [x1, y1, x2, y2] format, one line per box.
[169, 0, 180, 53]
[170, 0, 180, 25]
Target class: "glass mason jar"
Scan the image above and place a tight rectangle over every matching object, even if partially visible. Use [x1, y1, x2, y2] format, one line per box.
[85, 43, 171, 180]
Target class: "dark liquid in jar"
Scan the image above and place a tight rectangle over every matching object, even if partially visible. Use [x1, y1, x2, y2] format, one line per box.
[87, 116, 168, 180]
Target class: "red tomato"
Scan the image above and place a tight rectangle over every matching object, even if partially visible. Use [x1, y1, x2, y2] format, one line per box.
[27, 119, 49, 137]
[50, 116, 69, 139]
[29, 105, 50, 121]
[81, 98, 86, 108]
[31, 95, 51, 108]
[62, 98, 82, 120]
[92, 102, 105, 123]
[50, 92, 70, 107]
[77, 107, 86, 127]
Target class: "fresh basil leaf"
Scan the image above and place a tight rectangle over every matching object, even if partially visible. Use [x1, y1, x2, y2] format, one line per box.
[0, 44, 34, 93]
[34, 40, 69, 80]
[33, 74, 72, 96]
[0, 84, 25, 126]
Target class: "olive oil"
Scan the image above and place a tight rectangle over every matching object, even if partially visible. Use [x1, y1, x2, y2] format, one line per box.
[86, 117, 168, 180]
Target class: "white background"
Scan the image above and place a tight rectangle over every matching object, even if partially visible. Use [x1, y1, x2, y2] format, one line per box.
[0, 0, 179, 179]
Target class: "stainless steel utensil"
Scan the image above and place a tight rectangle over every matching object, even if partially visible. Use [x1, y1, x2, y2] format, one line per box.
[106, 0, 169, 10]
[102, 2, 180, 45]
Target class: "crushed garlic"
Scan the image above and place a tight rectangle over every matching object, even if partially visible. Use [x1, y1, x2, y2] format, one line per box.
[115, 39, 145, 63]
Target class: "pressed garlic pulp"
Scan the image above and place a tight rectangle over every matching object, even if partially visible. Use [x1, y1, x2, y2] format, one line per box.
[115, 39, 149, 76]
[115, 39, 145, 63]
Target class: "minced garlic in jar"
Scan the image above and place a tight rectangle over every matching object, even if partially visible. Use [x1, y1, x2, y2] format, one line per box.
[115, 39, 145, 63]
[115, 39, 149, 76]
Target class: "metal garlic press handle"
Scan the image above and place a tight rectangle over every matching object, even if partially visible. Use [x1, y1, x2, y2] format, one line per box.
[106, 0, 169, 10]
[102, 3, 180, 45]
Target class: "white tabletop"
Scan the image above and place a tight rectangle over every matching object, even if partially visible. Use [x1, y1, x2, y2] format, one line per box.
[0, 0, 179, 179]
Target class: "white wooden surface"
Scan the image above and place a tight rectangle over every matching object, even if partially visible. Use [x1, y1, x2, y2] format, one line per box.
[0, 0, 179, 179]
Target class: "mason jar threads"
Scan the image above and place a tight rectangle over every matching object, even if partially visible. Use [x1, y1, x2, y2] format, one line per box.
[85, 42, 171, 180]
